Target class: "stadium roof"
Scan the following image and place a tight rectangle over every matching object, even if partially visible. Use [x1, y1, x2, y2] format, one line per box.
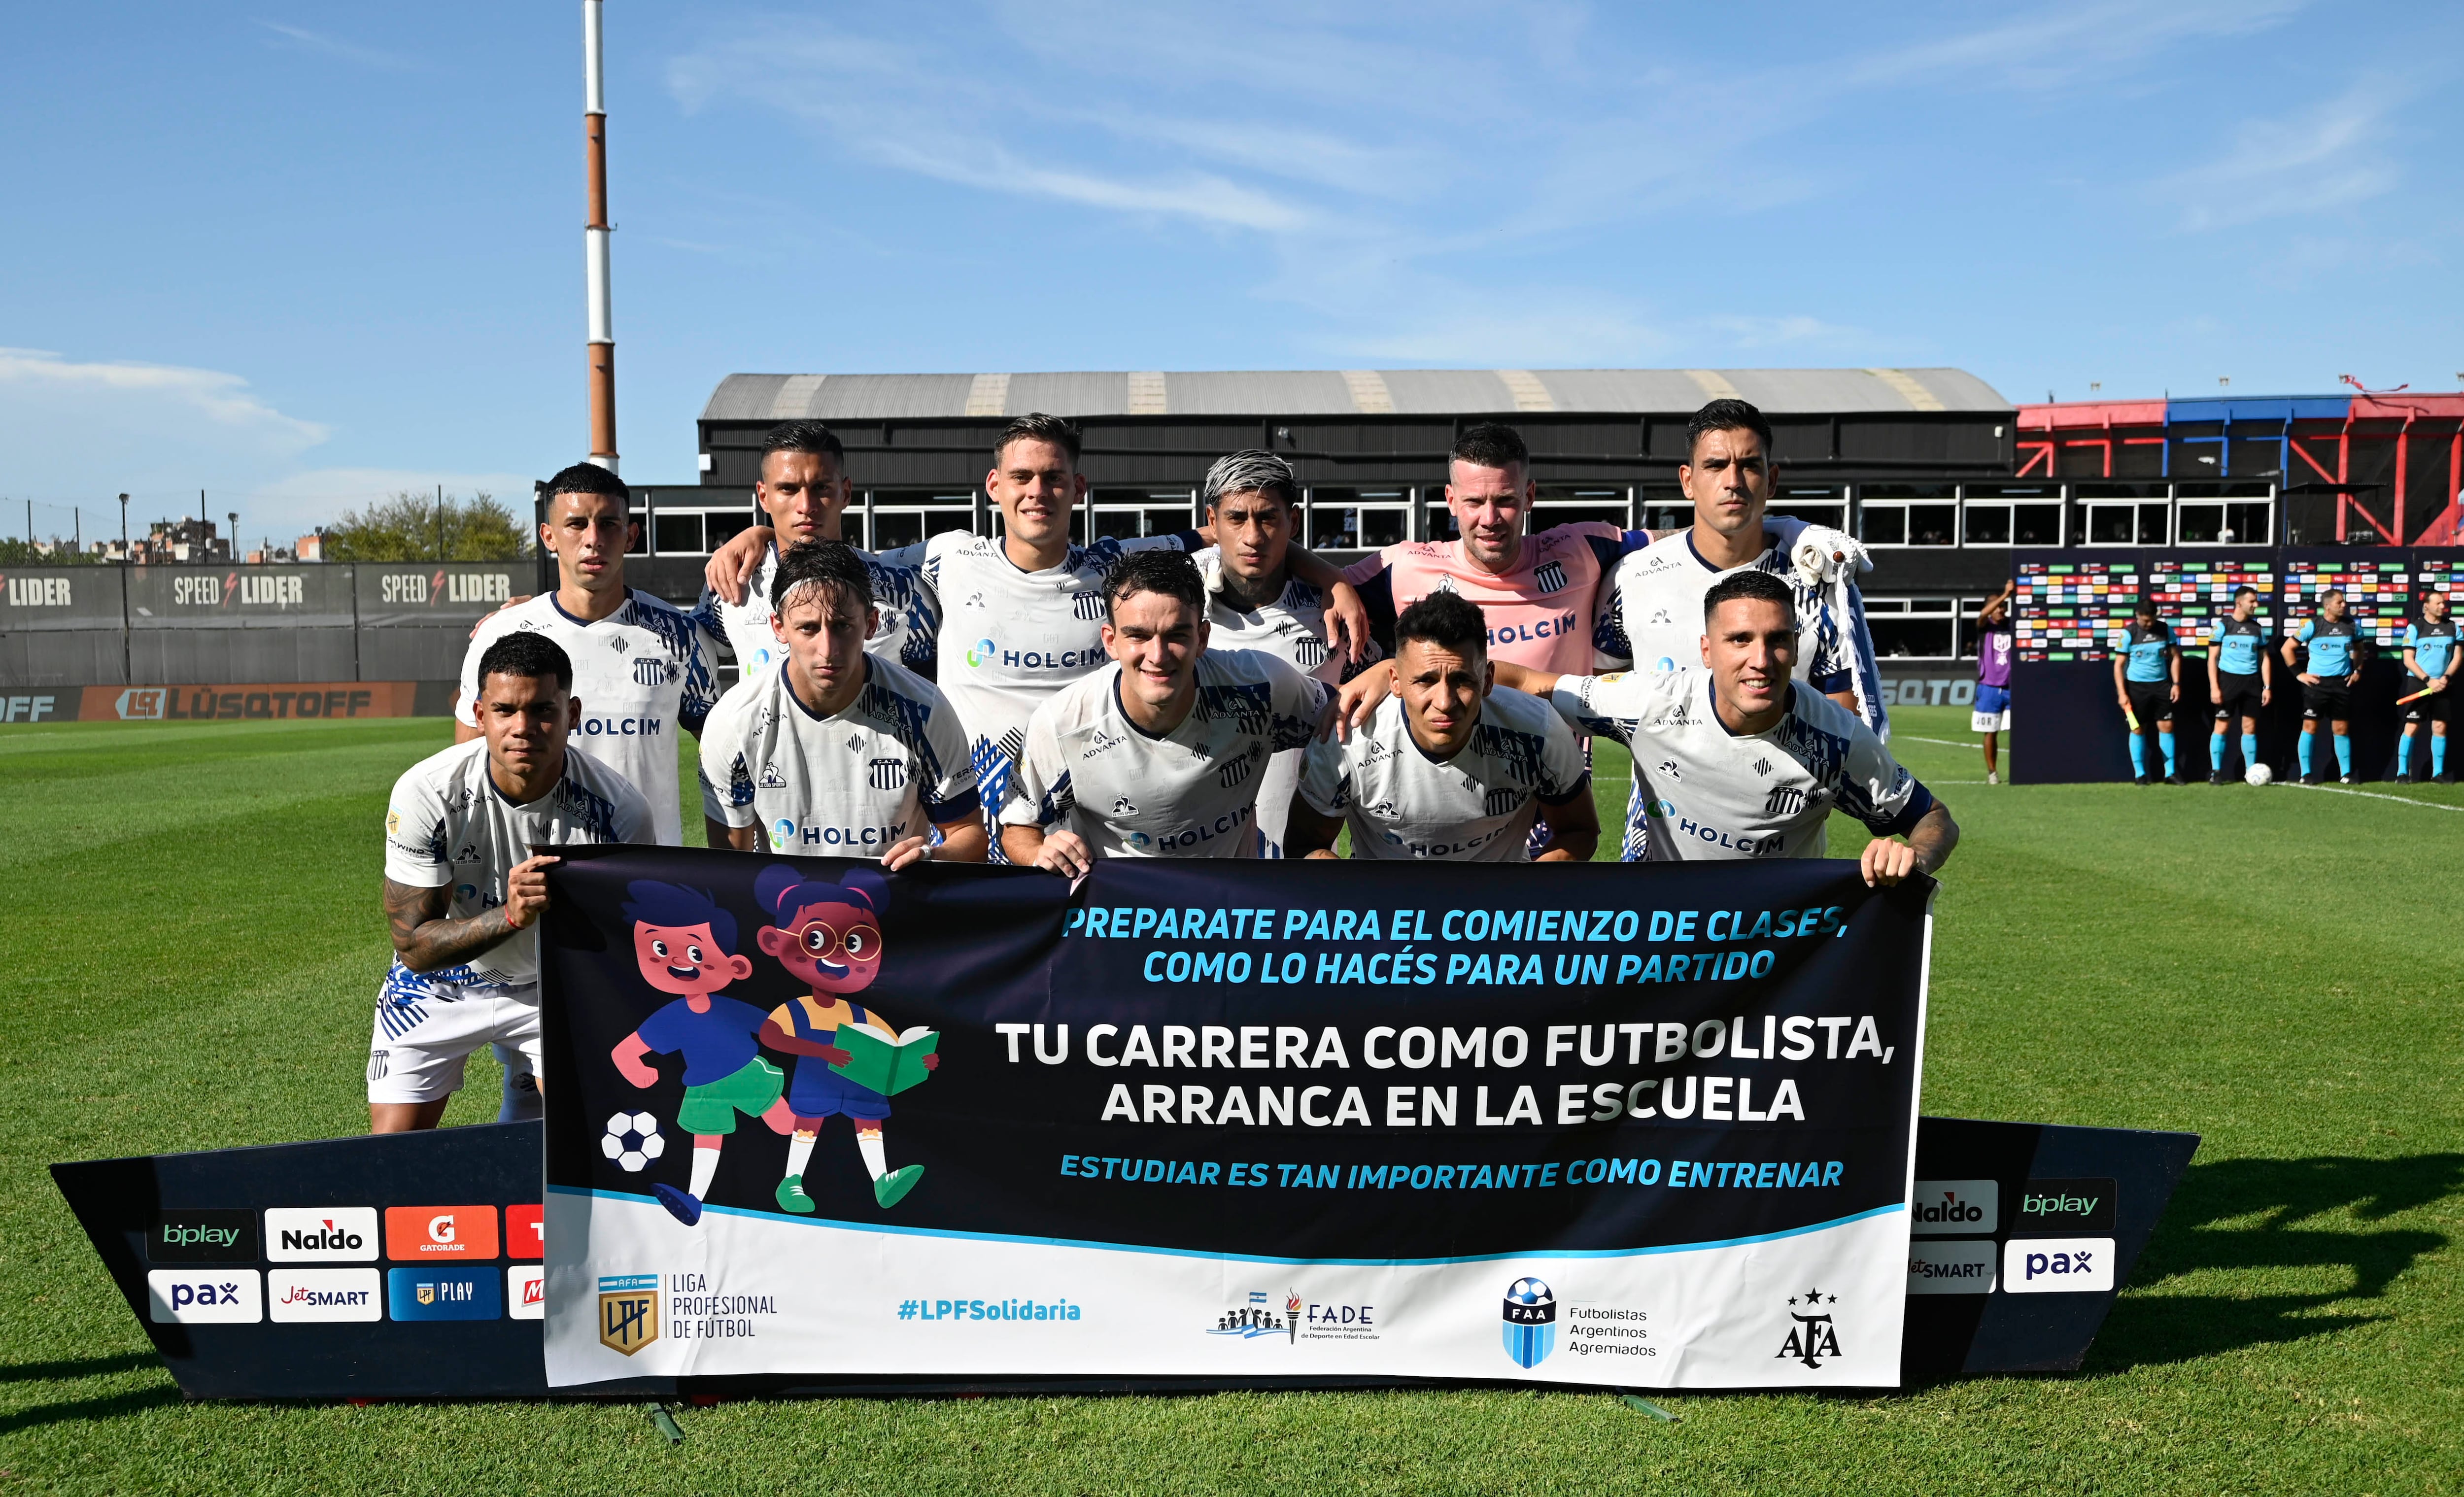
[702, 368, 2011, 423]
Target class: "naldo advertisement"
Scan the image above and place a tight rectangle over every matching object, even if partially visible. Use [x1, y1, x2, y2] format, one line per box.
[538, 850, 1929, 1390]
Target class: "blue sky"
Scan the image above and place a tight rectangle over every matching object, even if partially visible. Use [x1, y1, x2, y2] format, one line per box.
[1, 1, 2457, 548]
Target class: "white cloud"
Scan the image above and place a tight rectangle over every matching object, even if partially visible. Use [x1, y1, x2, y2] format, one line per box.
[2161, 80, 2410, 232]
[0, 347, 328, 451]
[253, 20, 416, 72]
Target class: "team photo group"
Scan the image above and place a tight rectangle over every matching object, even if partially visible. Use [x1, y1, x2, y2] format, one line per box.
[372, 398, 1960, 1149]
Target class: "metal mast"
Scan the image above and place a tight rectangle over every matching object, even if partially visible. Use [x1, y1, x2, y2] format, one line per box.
[583, 0, 617, 473]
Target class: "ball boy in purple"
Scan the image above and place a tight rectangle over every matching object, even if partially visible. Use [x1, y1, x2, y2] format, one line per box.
[611, 881, 783, 1225]
[1973, 582, 2014, 784]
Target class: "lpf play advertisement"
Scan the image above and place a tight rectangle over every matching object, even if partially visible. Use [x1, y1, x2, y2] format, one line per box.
[538, 850, 1931, 1390]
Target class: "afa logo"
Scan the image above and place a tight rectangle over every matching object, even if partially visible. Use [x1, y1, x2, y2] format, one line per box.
[1501, 1276, 1556, 1367]
[967, 638, 995, 669]
[1777, 1286, 1842, 1370]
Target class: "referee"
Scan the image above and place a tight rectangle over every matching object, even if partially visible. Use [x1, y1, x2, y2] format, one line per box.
[2205, 585, 2271, 783]
[2284, 589, 2364, 784]
[2111, 598, 2180, 785]
[2398, 589, 2457, 783]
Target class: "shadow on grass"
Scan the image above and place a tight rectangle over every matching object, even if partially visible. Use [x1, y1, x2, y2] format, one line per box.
[2090, 1153, 2464, 1370]
[0, 1385, 183, 1435]
[0, 1352, 160, 1386]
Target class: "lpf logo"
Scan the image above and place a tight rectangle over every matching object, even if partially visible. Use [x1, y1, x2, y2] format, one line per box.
[1776, 1286, 1842, 1370]
[599, 1273, 661, 1355]
[1500, 1277, 1556, 1368]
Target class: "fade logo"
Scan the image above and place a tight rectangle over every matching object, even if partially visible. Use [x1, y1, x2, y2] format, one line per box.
[1501, 1277, 1556, 1368]
[1775, 1285, 1841, 1369]
[264, 1207, 377, 1262]
[269, 1268, 381, 1323]
[150, 1209, 256, 1263]
[147, 1270, 263, 1324]
[1910, 1179, 1999, 1237]
[1207, 1289, 1289, 1340]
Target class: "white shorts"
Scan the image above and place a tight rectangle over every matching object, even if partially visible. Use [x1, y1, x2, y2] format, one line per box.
[1970, 709, 2011, 733]
[367, 963, 543, 1105]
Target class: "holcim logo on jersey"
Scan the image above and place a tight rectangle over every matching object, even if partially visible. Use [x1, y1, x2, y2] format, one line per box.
[969, 638, 1099, 672]
[580, 715, 663, 738]
[1488, 610, 1578, 647]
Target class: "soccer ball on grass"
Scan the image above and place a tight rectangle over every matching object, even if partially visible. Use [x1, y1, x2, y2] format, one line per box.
[602, 1111, 665, 1172]
[2245, 763, 2273, 786]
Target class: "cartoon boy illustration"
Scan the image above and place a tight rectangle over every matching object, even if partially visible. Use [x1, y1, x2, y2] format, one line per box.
[611, 881, 783, 1226]
[751, 864, 935, 1211]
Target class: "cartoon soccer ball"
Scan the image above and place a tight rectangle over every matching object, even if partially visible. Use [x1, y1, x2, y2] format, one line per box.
[2245, 763, 2273, 786]
[1505, 1276, 1554, 1309]
[602, 1111, 665, 1173]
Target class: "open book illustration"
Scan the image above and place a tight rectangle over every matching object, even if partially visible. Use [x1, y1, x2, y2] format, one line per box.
[828, 1023, 939, 1096]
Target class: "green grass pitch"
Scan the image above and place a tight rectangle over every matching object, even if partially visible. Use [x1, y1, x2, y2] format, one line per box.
[1, 709, 2459, 1494]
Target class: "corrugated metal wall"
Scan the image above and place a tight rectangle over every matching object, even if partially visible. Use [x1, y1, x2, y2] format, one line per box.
[0, 562, 536, 689]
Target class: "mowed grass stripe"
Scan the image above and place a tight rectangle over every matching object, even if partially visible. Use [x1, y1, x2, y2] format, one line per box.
[0, 708, 2458, 1494]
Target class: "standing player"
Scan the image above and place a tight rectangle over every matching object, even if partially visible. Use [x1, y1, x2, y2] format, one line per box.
[374, 633, 653, 1132]
[999, 551, 1330, 873]
[1288, 592, 1595, 861]
[689, 420, 939, 681]
[1606, 400, 1882, 732]
[698, 542, 986, 863]
[2284, 588, 2365, 784]
[704, 414, 1366, 852]
[1190, 450, 1374, 855]
[2111, 598, 2180, 785]
[1974, 582, 2014, 785]
[2206, 585, 2272, 784]
[1474, 571, 1956, 879]
[457, 464, 719, 844]
[2398, 588, 2457, 783]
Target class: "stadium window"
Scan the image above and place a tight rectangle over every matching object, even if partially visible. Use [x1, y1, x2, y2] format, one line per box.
[2078, 485, 2169, 546]
[1858, 486, 1956, 548]
[1766, 485, 1847, 533]
[651, 511, 706, 555]
[1960, 485, 2064, 547]
[1532, 484, 1632, 531]
[865, 490, 977, 551]
[625, 510, 648, 555]
[1862, 597, 1959, 658]
[1636, 484, 1689, 534]
[2174, 482, 2274, 546]
[1309, 488, 1410, 552]
[1081, 489, 1197, 544]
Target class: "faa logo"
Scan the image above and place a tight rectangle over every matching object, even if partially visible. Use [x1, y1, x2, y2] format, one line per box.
[966, 638, 995, 669]
[1501, 1276, 1557, 1367]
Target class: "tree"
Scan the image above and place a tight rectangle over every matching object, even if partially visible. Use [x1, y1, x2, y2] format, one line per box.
[320, 491, 533, 562]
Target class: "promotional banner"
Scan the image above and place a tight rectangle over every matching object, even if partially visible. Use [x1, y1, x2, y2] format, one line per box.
[541, 850, 1932, 1391]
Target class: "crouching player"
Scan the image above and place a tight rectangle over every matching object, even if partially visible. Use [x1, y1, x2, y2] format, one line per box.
[373, 633, 652, 1131]
[1339, 571, 1956, 882]
[1287, 591, 1596, 861]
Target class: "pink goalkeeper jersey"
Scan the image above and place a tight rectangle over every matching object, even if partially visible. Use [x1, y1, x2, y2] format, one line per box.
[1341, 521, 1638, 674]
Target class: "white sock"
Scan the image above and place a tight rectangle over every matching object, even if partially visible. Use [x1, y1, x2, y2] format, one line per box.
[785, 1131, 817, 1180]
[688, 1142, 721, 1199]
[496, 1063, 542, 1124]
[856, 1129, 888, 1181]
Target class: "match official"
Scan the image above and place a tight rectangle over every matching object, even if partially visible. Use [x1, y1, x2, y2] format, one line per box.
[2206, 585, 2271, 783]
[2398, 589, 2456, 783]
[2284, 588, 2364, 784]
[999, 550, 1330, 874]
[374, 634, 653, 1132]
[2110, 598, 2180, 785]
[1414, 571, 1956, 883]
[1287, 592, 1596, 862]
[697, 542, 986, 866]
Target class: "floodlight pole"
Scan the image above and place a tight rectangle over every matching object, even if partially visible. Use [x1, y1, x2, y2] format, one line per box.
[582, 0, 617, 475]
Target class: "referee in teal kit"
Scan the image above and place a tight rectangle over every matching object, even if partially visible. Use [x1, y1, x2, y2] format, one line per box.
[2110, 598, 2180, 785]
[2284, 589, 2364, 784]
[2206, 586, 2271, 783]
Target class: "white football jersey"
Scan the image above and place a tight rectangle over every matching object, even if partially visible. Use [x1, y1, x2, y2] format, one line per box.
[1605, 530, 1856, 695]
[1298, 687, 1588, 861]
[697, 655, 978, 856]
[455, 590, 720, 847]
[1545, 668, 1929, 862]
[1000, 648, 1330, 859]
[690, 540, 941, 680]
[382, 737, 653, 987]
[898, 530, 1193, 814]
[1191, 547, 1373, 857]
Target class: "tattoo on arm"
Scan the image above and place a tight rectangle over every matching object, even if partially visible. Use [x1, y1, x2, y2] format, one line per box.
[1907, 804, 1959, 875]
[384, 878, 519, 972]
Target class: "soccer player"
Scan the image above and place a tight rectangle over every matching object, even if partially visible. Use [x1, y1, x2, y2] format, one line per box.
[698, 542, 986, 864]
[1453, 572, 1952, 878]
[2206, 585, 2272, 784]
[705, 414, 1366, 851]
[457, 464, 719, 845]
[1288, 591, 1595, 861]
[2284, 588, 2365, 784]
[1606, 400, 1882, 732]
[999, 550, 1331, 873]
[1974, 582, 2014, 784]
[2111, 598, 2180, 785]
[690, 420, 939, 680]
[1190, 449, 1375, 855]
[2398, 589, 2457, 783]
[374, 633, 653, 1133]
